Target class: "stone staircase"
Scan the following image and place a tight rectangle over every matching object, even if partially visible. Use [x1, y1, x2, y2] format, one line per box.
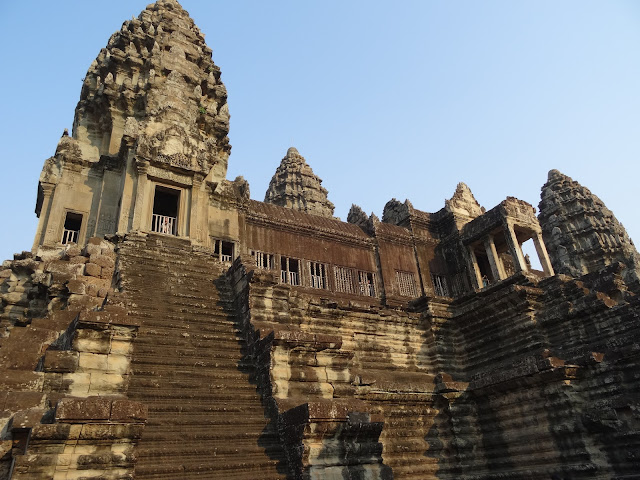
[116, 233, 287, 479]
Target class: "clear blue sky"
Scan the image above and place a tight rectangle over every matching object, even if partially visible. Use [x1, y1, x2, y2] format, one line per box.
[1, 1, 639, 261]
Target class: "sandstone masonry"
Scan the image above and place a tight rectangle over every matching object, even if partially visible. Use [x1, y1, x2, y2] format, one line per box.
[1, 1, 639, 479]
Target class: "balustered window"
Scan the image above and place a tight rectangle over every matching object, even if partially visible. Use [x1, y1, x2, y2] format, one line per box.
[334, 266, 355, 294]
[280, 256, 300, 286]
[395, 271, 418, 297]
[358, 271, 377, 297]
[212, 239, 235, 263]
[61, 212, 82, 244]
[431, 274, 450, 297]
[251, 250, 274, 269]
[309, 262, 328, 289]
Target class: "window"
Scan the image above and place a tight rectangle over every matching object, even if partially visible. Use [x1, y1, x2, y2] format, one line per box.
[213, 239, 235, 262]
[396, 271, 418, 297]
[309, 262, 328, 289]
[61, 212, 82, 244]
[251, 250, 274, 269]
[431, 274, 450, 297]
[334, 266, 355, 294]
[151, 186, 179, 235]
[358, 271, 377, 297]
[280, 256, 300, 286]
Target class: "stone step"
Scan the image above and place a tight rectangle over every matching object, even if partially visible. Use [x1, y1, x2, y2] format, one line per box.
[132, 324, 243, 339]
[127, 387, 263, 402]
[133, 455, 285, 480]
[137, 399, 267, 412]
[117, 254, 224, 275]
[117, 236, 287, 478]
[129, 316, 238, 329]
[136, 428, 279, 444]
[129, 368, 254, 385]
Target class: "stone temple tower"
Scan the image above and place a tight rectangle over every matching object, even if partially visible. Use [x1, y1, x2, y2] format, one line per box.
[539, 169, 640, 286]
[5, 2, 640, 479]
[33, 0, 230, 254]
[264, 147, 335, 218]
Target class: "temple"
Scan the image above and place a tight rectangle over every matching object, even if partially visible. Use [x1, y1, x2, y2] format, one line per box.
[1, 1, 640, 479]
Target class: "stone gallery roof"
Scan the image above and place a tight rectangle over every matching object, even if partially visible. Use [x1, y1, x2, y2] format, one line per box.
[248, 199, 370, 241]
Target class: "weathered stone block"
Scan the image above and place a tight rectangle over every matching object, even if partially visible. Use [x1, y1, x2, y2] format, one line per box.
[106, 354, 129, 374]
[110, 400, 147, 422]
[43, 351, 79, 373]
[5, 392, 45, 411]
[62, 372, 91, 396]
[56, 397, 111, 422]
[67, 279, 86, 295]
[90, 254, 115, 269]
[73, 330, 111, 354]
[78, 352, 109, 371]
[12, 408, 47, 429]
[88, 372, 125, 394]
[109, 340, 132, 355]
[85, 283, 100, 297]
[84, 263, 102, 278]
[68, 255, 88, 265]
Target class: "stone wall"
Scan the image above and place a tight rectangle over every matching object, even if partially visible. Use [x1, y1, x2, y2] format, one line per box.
[0, 238, 146, 479]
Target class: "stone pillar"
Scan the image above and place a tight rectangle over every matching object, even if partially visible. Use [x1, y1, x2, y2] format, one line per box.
[505, 222, 528, 272]
[189, 174, 204, 243]
[132, 159, 150, 231]
[32, 183, 56, 252]
[533, 231, 555, 276]
[467, 246, 484, 289]
[484, 234, 506, 281]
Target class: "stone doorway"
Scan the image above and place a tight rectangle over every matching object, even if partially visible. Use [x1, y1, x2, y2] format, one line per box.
[151, 186, 180, 235]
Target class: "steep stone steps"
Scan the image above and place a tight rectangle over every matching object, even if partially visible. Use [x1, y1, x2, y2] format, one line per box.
[117, 234, 287, 479]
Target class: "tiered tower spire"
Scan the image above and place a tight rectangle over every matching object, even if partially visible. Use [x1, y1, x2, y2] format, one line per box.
[264, 147, 335, 218]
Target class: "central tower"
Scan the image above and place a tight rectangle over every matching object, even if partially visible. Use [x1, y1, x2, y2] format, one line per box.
[34, 0, 230, 251]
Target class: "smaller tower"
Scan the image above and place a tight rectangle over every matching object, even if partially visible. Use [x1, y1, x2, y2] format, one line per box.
[539, 169, 640, 284]
[264, 147, 335, 218]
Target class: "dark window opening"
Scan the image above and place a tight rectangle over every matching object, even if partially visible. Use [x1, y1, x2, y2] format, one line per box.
[474, 250, 495, 287]
[431, 274, 450, 297]
[251, 250, 274, 269]
[213, 239, 235, 262]
[309, 262, 327, 289]
[62, 212, 82, 244]
[152, 186, 179, 235]
[281, 257, 300, 286]
[358, 271, 377, 297]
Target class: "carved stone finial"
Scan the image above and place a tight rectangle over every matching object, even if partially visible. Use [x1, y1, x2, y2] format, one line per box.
[347, 204, 368, 227]
[445, 182, 483, 218]
[382, 198, 409, 225]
